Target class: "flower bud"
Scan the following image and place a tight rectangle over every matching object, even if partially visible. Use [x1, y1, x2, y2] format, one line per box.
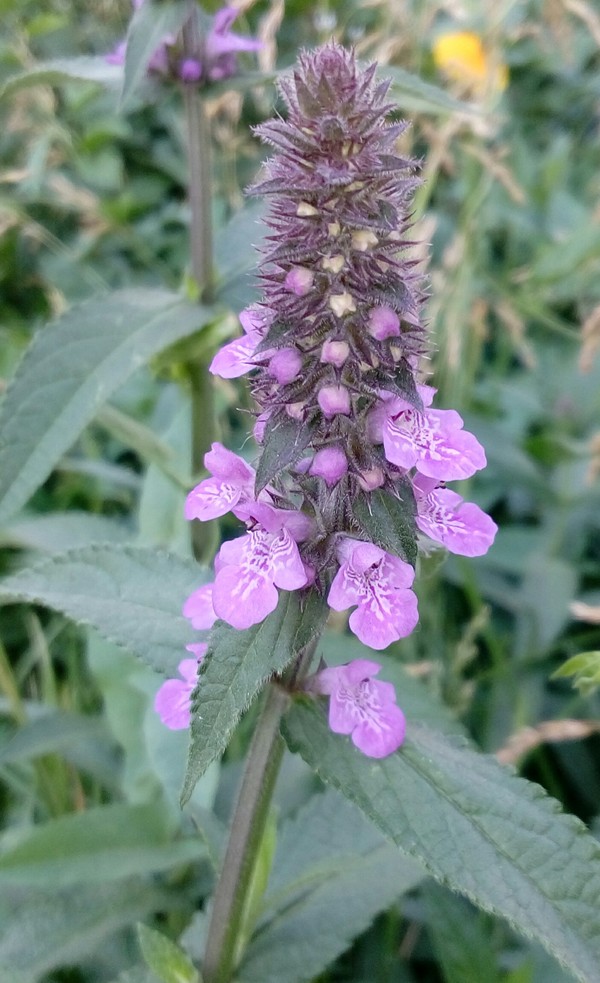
[357, 466, 385, 491]
[318, 385, 351, 418]
[268, 348, 303, 384]
[320, 339, 350, 367]
[309, 446, 348, 485]
[286, 401, 306, 420]
[179, 58, 202, 82]
[284, 267, 314, 296]
[368, 306, 400, 340]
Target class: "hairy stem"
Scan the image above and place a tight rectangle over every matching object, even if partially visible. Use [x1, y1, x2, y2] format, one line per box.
[182, 13, 217, 561]
[202, 636, 320, 983]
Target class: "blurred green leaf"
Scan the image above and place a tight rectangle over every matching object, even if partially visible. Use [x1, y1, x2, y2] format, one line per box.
[181, 590, 328, 803]
[0, 802, 205, 887]
[0, 288, 215, 526]
[384, 65, 480, 117]
[0, 57, 122, 100]
[0, 545, 206, 675]
[424, 883, 501, 983]
[0, 512, 133, 553]
[283, 699, 600, 983]
[0, 880, 170, 982]
[137, 924, 199, 983]
[121, 0, 189, 110]
[553, 652, 600, 696]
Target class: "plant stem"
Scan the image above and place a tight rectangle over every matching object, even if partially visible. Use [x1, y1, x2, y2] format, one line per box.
[202, 637, 320, 983]
[182, 13, 217, 561]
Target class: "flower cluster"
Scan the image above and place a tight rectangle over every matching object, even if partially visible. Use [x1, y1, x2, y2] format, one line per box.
[158, 44, 497, 754]
[107, 2, 261, 87]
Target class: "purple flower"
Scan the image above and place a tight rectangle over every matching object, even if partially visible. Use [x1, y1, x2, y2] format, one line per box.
[413, 474, 497, 556]
[185, 442, 256, 522]
[210, 306, 271, 379]
[368, 386, 486, 481]
[182, 583, 217, 630]
[204, 6, 262, 82]
[211, 503, 312, 629]
[309, 659, 406, 758]
[154, 644, 207, 730]
[328, 539, 419, 650]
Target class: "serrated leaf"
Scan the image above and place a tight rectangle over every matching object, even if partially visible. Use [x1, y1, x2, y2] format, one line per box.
[137, 924, 199, 983]
[0, 880, 169, 981]
[0, 56, 122, 100]
[0, 545, 206, 675]
[181, 590, 327, 803]
[283, 700, 600, 983]
[0, 802, 205, 887]
[0, 288, 215, 525]
[255, 414, 313, 493]
[354, 485, 417, 565]
[121, 0, 189, 109]
[238, 789, 423, 983]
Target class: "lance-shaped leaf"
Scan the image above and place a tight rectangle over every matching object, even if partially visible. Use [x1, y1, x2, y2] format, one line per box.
[238, 789, 423, 983]
[283, 699, 600, 983]
[354, 485, 417, 566]
[255, 414, 313, 493]
[0, 288, 214, 526]
[181, 590, 327, 804]
[0, 545, 205, 675]
[0, 57, 122, 100]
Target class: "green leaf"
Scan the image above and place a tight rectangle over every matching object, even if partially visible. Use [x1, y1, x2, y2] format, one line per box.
[0, 709, 113, 765]
[255, 414, 313, 493]
[424, 883, 501, 983]
[238, 789, 423, 983]
[137, 924, 199, 983]
[0, 56, 122, 100]
[0, 512, 132, 553]
[0, 880, 169, 982]
[121, 0, 189, 109]
[0, 545, 206, 675]
[181, 590, 328, 803]
[283, 700, 600, 983]
[0, 288, 214, 526]
[0, 802, 205, 887]
[552, 652, 600, 696]
[384, 65, 480, 117]
[354, 485, 417, 565]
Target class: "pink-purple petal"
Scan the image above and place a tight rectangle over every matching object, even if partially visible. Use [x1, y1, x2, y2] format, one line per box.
[182, 584, 217, 630]
[212, 564, 279, 629]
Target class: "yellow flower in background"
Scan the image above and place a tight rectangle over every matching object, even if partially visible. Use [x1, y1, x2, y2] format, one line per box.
[433, 31, 508, 95]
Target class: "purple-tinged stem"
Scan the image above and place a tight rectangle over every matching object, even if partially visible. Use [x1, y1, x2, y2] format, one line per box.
[202, 635, 320, 983]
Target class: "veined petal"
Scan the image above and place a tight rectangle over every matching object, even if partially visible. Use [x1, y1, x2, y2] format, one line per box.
[204, 442, 255, 484]
[184, 478, 242, 521]
[209, 334, 260, 379]
[352, 701, 406, 757]
[416, 487, 497, 556]
[212, 564, 279, 629]
[269, 529, 309, 590]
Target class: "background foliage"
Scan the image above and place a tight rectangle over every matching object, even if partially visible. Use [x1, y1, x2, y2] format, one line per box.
[1, 0, 599, 981]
